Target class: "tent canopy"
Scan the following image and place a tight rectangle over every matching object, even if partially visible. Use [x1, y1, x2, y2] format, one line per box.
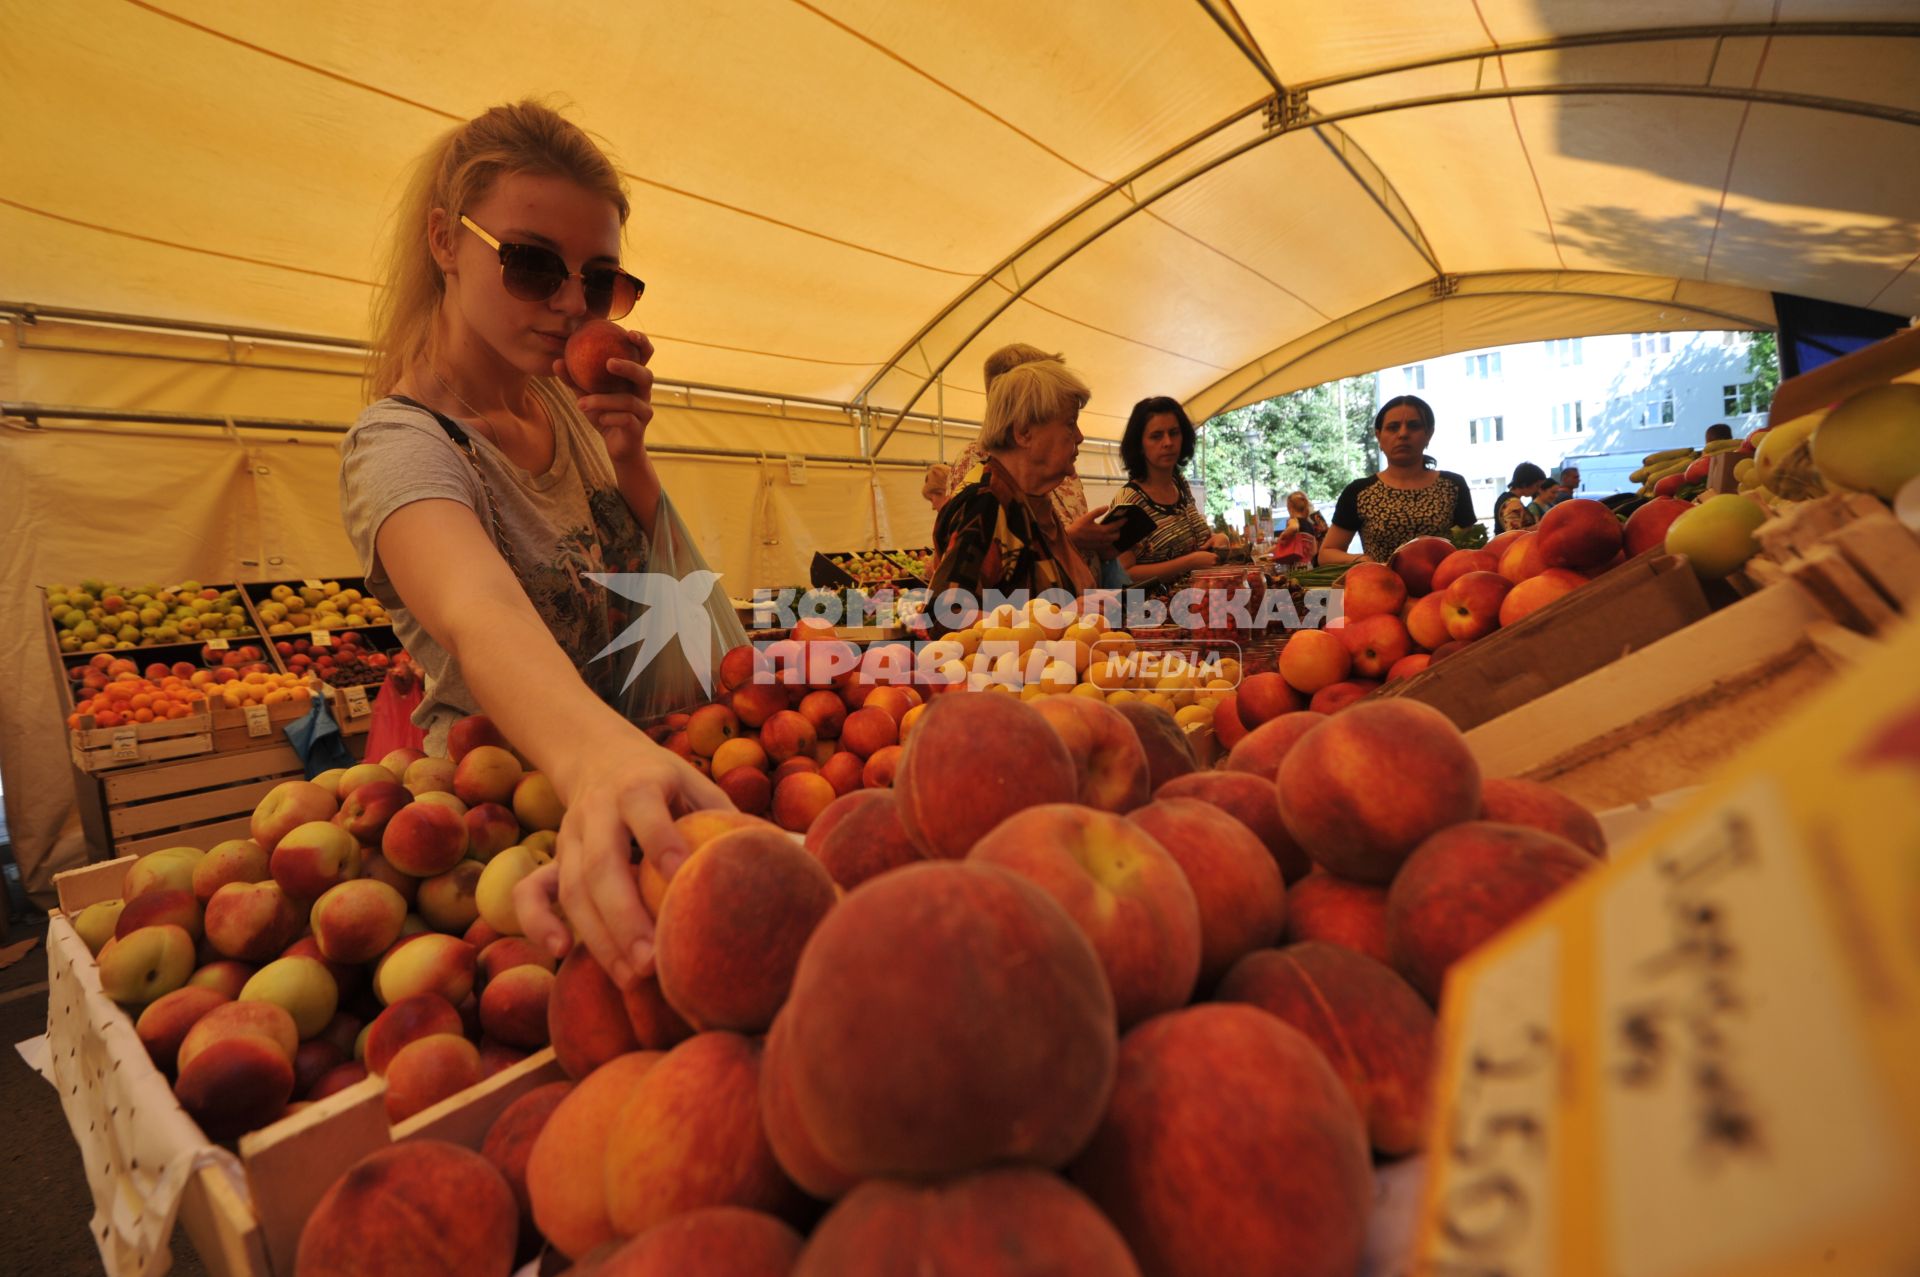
[5, 1, 1917, 444]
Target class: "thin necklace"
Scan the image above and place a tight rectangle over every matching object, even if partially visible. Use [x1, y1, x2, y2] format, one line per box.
[427, 362, 509, 445]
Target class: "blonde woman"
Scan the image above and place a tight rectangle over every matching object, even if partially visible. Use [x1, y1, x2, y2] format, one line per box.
[339, 101, 727, 989]
[924, 357, 1098, 617]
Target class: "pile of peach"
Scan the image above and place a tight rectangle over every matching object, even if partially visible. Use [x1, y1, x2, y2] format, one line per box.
[70, 714, 573, 1142]
[66, 657, 206, 728]
[290, 691, 1604, 1276]
[657, 623, 1248, 835]
[1225, 497, 1634, 722]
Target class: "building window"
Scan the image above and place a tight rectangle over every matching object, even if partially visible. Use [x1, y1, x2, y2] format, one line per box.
[1723, 382, 1762, 415]
[1631, 332, 1672, 358]
[1635, 388, 1676, 427]
[1464, 352, 1502, 380]
[1551, 402, 1584, 436]
[1402, 364, 1425, 390]
[1468, 416, 1505, 444]
[1547, 338, 1583, 366]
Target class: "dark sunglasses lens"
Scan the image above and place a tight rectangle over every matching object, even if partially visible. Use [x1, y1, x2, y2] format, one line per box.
[583, 269, 641, 320]
[499, 245, 568, 302]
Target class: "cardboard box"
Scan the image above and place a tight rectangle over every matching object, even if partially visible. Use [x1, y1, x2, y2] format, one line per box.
[1372, 552, 1711, 732]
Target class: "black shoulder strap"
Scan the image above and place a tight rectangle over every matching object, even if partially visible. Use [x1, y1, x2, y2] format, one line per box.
[387, 394, 476, 455]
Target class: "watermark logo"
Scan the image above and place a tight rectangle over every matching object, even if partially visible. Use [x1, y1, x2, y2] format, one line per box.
[589, 571, 726, 694]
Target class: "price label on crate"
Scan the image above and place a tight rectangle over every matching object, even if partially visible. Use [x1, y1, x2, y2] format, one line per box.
[110, 729, 140, 762]
[243, 705, 271, 738]
[205, 637, 229, 651]
[303, 578, 323, 590]
[311, 629, 332, 647]
[343, 685, 372, 718]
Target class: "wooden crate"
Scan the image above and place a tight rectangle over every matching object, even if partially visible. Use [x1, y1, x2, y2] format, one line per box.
[1371, 551, 1712, 732]
[69, 705, 215, 772]
[1464, 576, 1872, 810]
[99, 739, 363, 859]
[49, 855, 564, 1277]
[207, 694, 321, 754]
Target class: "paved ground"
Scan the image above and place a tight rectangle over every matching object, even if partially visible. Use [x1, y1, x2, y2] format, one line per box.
[1, 911, 207, 1277]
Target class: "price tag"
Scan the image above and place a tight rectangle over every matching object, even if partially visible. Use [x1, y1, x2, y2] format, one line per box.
[786, 454, 807, 485]
[310, 629, 332, 647]
[243, 704, 271, 738]
[110, 729, 140, 762]
[343, 685, 372, 719]
[303, 578, 323, 589]
[205, 637, 229, 650]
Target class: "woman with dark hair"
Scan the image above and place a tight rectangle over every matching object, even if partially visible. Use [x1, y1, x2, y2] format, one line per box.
[1494, 462, 1551, 531]
[1110, 396, 1227, 588]
[1319, 395, 1476, 564]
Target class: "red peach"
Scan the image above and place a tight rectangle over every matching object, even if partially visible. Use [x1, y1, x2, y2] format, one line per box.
[1155, 769, 1310, 883]
[1479, 777, 1606, 858]
[448, 713, 511, 763]
[729, 685, 785, 731]
[759, 710, 818, 764]
[797, 689, 847, 740]
[1389, 535, 1455, 596]
[1286, 870, 1391, 965]
[1499, 567, 1586, 627]
[771, 772, 837, 833]
[1385, 653, 1431, 682]
[812, 790, 924, 891]
[479, 964, 554, 1050]
[1129, 797, 1288, 987]
[294, 1140, 515, 1277]
[381, 801, 468, 877]
[1342, 613, 1412, 679]
[1388, 821, 1597, 1002]
[781, 862, 1115, 1179]
[602, 1032, 803, 1236]
[1430, 548, 1500, 595]
[1499, 530, 1550, 583]
[837, 706, 898, 759]
[759, 1008, 857, 1199]
[797, 1170, 1139, 1277]
[1441, 570, 1513, 642]
[481, 1080, 572, 1235]
[1068, 1004, 1371, 1277]
[1404, 590, 1450, 650]
[136, 986, 230, 1073]
[1308, 679, 1379, 715]
[818, 750, 866, 796]
[529, 1051, 664, 1258]
[1279, 699, 1481, 883]
[1032, 695, 1152, 814]
[894, 695, 1078, 859]
[860, 744, 903, 789]
[1223, 710, 1324, 784]
[1113, 701, 1198, 792]
[1278, 629, 1351, 696]
[1217, 942, 1435, 1155]
[1536, 497, 1624, 571]
[384, 1033, 483, 1124]
[1342, 560, 1409, 621]
[363, 993, 463, 1076]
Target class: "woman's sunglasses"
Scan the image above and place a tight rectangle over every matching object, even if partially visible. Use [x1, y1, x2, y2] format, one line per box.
[460, 214, 644, 320]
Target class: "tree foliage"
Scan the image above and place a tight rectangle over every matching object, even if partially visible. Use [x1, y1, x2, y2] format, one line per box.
[1746, 331, 1781, 411]
[1196, 374, 1378, 522]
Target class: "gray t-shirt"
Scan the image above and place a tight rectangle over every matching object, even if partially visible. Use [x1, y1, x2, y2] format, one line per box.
[339, 379, 651, 749]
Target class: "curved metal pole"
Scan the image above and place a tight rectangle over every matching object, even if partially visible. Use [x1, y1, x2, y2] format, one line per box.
[867, 77, 1919, 458]
[1293, 21, 1920, 92]
[1187, 287, 1774, 423]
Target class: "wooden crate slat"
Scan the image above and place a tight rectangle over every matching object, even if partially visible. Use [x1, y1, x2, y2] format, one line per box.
[117, 815, 256, 860]
[72, 710, 213, 749]
[52, 856, 134, 915]
[112, 776, 294, 838]
[239, 1076, 391, 1277]
[103, 744, 307, 803]
[176, 1165, 269, 1277]
[72, 732, 214, 774]
[393, 1048, 564, 1149]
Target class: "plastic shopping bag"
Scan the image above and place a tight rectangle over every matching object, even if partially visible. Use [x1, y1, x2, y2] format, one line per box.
[364, 666, 426, 760]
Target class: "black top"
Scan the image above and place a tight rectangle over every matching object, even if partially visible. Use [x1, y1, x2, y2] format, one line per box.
[1331, 471, 1477, 562]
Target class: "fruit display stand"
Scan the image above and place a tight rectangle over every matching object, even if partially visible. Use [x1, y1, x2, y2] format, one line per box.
[1370, 551, 1712, 732]
[1466, 501, 1920, 811]
[44, 855, 564, 1277]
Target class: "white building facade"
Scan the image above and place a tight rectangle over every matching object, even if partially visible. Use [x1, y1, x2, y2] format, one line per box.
[1378, 330, 1767, 522]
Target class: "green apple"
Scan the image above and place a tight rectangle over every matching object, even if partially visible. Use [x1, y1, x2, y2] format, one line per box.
[1666, 493, 1767, 579]
[71, 900, 126, 955]
[1813, 383, 1920, 500]
[240, 956, 339, 1040]
[97, 924, 197, 1006]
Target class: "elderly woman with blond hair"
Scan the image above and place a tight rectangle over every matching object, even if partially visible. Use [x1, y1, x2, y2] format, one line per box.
[925, 356, 1096, 617]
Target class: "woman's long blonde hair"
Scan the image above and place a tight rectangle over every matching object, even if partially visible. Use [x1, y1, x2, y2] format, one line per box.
[365, 100, 629, 398]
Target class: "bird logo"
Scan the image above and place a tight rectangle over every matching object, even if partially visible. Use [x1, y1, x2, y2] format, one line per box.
[588, 571, 725, 694]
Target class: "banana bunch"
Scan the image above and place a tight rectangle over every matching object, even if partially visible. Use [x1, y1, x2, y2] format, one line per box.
[1629, 438, 1744, 497]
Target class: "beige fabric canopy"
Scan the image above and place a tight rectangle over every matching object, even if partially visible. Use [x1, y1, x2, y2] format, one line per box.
[3, 1, 1918, 891]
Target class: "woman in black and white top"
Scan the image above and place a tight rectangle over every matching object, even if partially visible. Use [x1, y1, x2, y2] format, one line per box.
[1111, 396, 1228, 589]
[1319, 395, 1477, 564]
